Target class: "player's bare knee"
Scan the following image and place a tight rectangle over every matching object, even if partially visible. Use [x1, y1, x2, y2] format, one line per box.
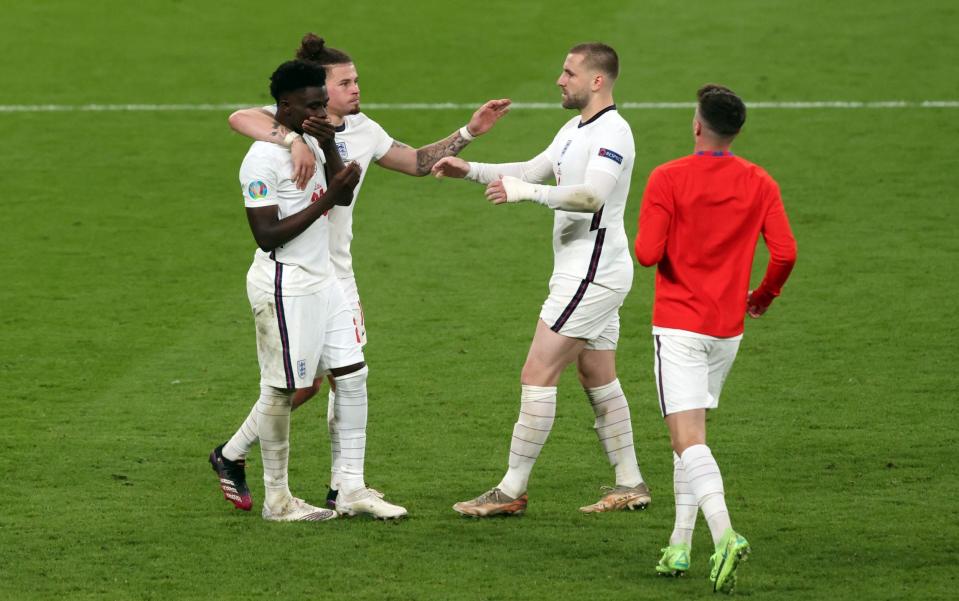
[520, 361, 557, 387]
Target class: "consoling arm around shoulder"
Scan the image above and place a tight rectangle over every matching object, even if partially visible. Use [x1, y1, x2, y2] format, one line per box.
[499, 169, 617, 213]
[229, 108, 287, 142]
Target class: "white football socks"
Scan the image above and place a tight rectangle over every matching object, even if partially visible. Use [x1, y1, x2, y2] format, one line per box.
[222, 406, 259, 462]
[497, 385, 557, 499]
[326, 386, 341, 489]
[681, 444, 732, 546]
[331, 367, 369, 495]
[585, 379, 643, 487]
[670, 451, 698, 546]
[255, 385, 294, 510]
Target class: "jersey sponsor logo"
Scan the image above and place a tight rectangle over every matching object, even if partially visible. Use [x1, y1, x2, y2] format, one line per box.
[247, 180, 269, 199]
[336, 141, 348, 159]
[598, 148, 624, 164]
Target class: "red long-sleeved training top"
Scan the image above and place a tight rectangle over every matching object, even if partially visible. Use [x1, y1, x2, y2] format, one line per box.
[635, 152, 797, 338]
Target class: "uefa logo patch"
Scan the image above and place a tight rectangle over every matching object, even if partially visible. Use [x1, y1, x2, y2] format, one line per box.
[248, 180, 269, 199]
[598, 148, 624, 164]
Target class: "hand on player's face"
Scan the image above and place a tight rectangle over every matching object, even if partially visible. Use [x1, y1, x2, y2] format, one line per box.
[302, 116, 336, 146]
[485, 179, 508, 205]
[431, 156, 469, 179]
[468, 98, 512, 136]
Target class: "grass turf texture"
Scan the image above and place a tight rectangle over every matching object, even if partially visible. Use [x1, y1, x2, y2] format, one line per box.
[2, 1, 958, 599]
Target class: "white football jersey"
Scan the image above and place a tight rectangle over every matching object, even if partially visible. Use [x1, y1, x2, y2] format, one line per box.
[544, 106, 635, 291]
[328, 113, 393, 277]
[240, 137, 335, 296]
[263, 106, 393, 278]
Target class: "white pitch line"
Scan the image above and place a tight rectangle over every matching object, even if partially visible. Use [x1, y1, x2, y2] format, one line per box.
[0, 100, 957, 113]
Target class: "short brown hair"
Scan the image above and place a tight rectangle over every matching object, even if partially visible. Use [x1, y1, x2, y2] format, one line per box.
[697, 84, 746, 137]
[295, 33, 352, 67]
[569, 42, 619, 80]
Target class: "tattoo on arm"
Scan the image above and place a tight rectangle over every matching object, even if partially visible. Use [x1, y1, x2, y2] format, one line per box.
[270, 119, 292, 141]
[391, 140, 412, 149]
[415, 132, 470, 176]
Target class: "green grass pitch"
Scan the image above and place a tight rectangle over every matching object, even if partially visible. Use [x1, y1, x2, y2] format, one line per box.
[1, 1, 957, 599]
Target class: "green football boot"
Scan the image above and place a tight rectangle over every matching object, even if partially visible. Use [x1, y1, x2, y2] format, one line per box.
[708, 529, 750, 594]
[655, 543, 691, 576]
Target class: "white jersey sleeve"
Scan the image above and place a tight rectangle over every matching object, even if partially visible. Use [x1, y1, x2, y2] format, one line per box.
[240, 150, 280, 208]
[584, 124, 632, 180]
[466, 151, 554, 185]
[368, 119, 393, 161]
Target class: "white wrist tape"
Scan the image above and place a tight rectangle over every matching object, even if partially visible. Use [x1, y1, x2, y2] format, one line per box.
[501, 176, 548, 205]
[459, 125, 475, 141]
[282, 132, 301, 148]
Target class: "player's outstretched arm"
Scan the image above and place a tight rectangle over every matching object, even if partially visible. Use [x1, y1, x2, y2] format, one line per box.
[229, 108, 315, 190]
[245, 163, 361, 251]
[377, 99, 512, 176]
[485, 169, 617, 213]
[433, 151, 554, 185]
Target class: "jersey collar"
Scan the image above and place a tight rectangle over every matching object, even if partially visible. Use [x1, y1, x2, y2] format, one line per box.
[695, 150, 734, 157]
[579, 104, 617, 128]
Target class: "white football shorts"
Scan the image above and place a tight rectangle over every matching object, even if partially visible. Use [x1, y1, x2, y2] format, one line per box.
[540, 275, 626, 350]
[652, 332, 740, 417]
[248, 280, 364, 389]
[337, 275, 367, 347]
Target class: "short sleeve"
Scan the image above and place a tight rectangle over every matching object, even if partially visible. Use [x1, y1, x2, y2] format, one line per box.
[587, 125, 633, 180]
[239, 151, 279, 208]
[369, 119, 394, 162]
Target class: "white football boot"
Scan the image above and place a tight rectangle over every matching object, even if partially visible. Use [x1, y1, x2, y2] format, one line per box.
[262, 496, 338, 522]
[335, 487, 408, 519]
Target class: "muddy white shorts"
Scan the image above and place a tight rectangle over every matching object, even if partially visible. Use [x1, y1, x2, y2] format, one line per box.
[248, 280, 364, 389]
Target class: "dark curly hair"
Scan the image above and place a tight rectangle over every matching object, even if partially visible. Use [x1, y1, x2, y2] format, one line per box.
[295, 33, 352, 67]
[697, 84, 746, 137]
[269, 59, 327, 102]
